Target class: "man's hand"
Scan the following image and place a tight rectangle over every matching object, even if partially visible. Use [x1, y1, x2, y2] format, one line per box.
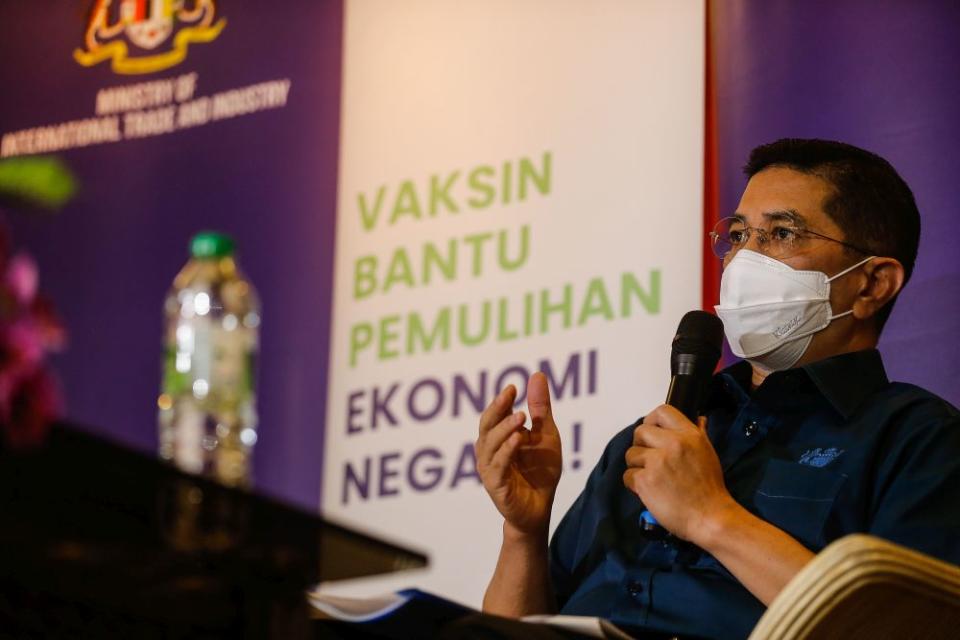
[476, 372, 563, 536]
[622, 404, 736, 543]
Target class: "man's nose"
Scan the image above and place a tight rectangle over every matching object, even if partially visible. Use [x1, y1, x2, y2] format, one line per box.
[744, 228, 767, 253]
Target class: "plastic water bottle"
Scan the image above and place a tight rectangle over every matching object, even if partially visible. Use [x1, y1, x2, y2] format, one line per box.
[158, 232, 260, 487]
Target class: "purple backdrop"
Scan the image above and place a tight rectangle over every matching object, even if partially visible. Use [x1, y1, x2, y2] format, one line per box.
[0, 1, 343, 510]
[714, 0, 960, 406]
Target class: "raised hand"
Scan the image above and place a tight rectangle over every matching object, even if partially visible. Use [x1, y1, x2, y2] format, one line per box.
[475, 372, 563, 536]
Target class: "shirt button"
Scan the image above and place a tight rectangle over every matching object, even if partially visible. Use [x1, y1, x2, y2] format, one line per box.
[626, 580, 644, 597]
[743, 421, 759, 437]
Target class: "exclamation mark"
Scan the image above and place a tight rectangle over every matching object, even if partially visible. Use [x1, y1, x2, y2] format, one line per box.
[571, 422, 582, 470]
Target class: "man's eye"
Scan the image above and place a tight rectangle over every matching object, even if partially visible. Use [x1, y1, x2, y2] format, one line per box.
[729, 229, 746, 244]
[771, 226, 798, 242]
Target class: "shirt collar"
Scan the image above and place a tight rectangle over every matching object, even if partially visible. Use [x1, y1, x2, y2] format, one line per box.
[801, 348, 889, 419]
[710, 349, 889, 419]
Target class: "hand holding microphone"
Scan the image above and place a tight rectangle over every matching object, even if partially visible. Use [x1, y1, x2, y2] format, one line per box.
[625, 311, 731, 541]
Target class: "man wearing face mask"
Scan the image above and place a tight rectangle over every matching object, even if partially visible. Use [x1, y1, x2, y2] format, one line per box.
[472, 139, 960, 639]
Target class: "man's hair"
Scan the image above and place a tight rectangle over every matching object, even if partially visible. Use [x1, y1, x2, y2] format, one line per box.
[744, 138, 920, 331]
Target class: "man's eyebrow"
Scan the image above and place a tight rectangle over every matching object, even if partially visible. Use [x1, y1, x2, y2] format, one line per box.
[761, 209, 806, 226]
[729, 210, 806, 226]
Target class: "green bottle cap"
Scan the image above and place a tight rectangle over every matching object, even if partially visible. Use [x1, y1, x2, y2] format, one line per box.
[190, 232, 235, 259]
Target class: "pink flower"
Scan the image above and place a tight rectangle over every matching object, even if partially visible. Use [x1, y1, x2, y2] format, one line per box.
[1, 367, 61, 449]
[5, 253, 38, 306]
[2, 318, 47, 369]
[0, 241, 66, 449]
[30, 296, 67, 352]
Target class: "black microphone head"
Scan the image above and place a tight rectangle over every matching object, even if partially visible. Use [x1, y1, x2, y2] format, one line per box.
[671, 310, 724, 376]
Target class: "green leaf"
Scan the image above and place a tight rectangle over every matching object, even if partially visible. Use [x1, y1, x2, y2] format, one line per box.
[0, 156, 77, 210]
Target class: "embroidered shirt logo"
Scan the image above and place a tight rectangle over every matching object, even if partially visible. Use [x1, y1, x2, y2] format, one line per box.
[799, 447, 844, 468]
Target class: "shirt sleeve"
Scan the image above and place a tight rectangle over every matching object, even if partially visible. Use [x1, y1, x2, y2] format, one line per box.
[868, 399, 960, 565]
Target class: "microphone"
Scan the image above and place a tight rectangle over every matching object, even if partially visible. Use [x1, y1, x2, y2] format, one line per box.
[640, 310, 724, 538]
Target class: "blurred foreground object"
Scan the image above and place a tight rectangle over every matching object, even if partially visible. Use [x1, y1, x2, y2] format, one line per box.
[158, 231, 260, 487]
[0, 156, 73, 449]
[0, 423, 427, 638]
[750, 534, 960, 640]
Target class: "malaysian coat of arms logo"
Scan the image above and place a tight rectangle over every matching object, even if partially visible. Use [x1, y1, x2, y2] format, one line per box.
[74, 0, 226, 75]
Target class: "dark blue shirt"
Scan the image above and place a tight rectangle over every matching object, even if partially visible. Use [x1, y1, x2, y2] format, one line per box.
[548, 350, 960, 639]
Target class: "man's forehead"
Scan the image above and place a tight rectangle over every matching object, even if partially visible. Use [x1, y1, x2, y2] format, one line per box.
[736, 167, 839, 231]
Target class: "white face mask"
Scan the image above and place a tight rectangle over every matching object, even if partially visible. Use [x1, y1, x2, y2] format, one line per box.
[714, 249, 875, 373]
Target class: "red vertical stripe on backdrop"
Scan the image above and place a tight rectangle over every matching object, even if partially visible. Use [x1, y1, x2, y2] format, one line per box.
[702, 0, 721, 313]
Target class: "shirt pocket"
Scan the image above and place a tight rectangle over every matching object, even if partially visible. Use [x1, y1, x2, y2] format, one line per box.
[750, 458, 847, 550]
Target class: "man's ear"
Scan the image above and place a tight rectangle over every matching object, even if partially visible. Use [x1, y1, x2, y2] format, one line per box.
[851, 257, 905, 321]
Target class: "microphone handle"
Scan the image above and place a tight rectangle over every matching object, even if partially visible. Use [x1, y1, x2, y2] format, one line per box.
[665, 373, 700, 422]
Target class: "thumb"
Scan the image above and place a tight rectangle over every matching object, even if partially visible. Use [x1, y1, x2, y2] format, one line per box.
[527, 372, 557, 433]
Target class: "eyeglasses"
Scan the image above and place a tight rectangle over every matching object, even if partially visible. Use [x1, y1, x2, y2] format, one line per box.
[708, 216, 872, 260]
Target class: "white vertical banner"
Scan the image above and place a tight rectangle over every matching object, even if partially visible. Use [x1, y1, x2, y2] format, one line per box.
[322, 0, 704, 606]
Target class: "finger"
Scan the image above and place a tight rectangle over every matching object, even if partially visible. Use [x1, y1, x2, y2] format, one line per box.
[622, 468, 644, 495]
[624, 445, 649, 469]
[480, 385, 517, 435]
[645, 404, 697, 432]
[697, 415, 708, 430]
[632, 423, 672, 448]
[527, 372, 557, 434]
[486, 430, 523, 486]
[477, 411, 526, 468]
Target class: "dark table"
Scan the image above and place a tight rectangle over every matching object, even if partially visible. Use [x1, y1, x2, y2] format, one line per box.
[0, 423, 426, 638]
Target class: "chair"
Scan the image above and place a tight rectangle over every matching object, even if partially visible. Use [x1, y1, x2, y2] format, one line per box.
[749, 534, 960, 640]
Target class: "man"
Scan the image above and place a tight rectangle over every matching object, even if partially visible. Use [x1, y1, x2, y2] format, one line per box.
[474, 139, 960, 639]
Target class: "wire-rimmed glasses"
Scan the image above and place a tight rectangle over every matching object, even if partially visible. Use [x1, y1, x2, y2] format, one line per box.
[709, 216, 871, 260]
